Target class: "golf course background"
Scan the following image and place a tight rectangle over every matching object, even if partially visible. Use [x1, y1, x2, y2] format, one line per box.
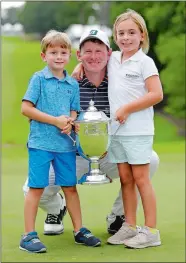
[2, 36, 185, 262]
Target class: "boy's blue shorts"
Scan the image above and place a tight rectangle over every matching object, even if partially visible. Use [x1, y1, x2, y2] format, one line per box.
[28, 148, 76, 188]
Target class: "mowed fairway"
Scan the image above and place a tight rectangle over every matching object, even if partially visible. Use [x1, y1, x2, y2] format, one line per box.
[2, 145, 185, 262]
[2, 37, 185, 262]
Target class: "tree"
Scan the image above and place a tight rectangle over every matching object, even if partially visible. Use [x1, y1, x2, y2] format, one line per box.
[1, 7, 21, 25]
[19, 2, 62, 36]
[145, 2, 185, 118]
[109, 1, 185, 118]
[17, 1, 186, 118]
[18, 1, 95, 36]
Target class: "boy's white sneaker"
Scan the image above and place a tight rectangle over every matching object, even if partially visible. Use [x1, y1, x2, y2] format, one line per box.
[123, 226, 161, 249]
[107, 222, 138, 245]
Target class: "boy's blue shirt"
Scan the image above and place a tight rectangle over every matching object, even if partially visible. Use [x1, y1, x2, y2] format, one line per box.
[23, 66, 80, 152]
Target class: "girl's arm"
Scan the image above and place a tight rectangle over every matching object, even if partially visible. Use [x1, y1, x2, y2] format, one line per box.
[126, 75, 163, 113]
[21, 100, 68, 129]
[116, 75, 163, 123]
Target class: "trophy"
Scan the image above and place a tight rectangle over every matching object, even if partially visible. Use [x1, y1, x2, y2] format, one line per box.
[75, 100, 112, 185]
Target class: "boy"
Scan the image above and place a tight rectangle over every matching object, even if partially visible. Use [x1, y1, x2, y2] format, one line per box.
[19, 30, 101, 253]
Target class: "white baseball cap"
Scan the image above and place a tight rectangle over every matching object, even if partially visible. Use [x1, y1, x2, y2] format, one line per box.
[79, 29, 110, 48]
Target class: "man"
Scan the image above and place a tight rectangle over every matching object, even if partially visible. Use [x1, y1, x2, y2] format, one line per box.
[23, 29, 160, 236]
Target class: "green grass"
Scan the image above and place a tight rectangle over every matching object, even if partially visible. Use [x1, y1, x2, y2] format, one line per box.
[154, 113, 184, 143]
[2, 36, 185, 146]
[2, 36, 78, 145]
[1, 142, 185, 262]
[2, 36, 185, 262]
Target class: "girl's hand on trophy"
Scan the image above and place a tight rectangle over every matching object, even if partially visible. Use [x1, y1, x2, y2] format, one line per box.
[115, 106, 129, 124]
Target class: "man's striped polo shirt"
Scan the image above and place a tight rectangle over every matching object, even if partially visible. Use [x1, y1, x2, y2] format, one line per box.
[78, 74, 110, 117]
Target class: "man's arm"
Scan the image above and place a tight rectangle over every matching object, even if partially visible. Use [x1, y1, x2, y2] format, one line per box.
[21, 100, 68, 129]
[71, 63, 84, 80]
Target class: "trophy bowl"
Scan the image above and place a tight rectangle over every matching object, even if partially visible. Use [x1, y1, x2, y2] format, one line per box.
[75, 100, 112, 185]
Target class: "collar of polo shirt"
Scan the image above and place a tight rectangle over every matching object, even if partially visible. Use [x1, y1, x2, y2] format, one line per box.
[114, 48, 144, 62]
[42, 66, 74, 84]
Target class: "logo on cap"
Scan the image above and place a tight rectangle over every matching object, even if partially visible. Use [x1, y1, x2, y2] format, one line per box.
[89, 30, 98, 36]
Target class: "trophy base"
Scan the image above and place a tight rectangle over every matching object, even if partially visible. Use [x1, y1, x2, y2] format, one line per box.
[81, 157, 112, 185]
[82, 173, 112, 185]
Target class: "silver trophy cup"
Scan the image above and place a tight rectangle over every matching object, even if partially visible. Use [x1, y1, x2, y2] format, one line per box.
[75, 100, 112, 185]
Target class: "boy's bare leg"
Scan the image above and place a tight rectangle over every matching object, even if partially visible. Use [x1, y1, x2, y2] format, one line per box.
[61, 186, 82, 232]
[24, 188, 44, 233]
[61, 186, 101, 247]
[20, 187, 47, 253]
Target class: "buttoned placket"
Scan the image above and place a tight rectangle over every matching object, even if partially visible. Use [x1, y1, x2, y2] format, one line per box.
[86, 82, 98, 102]
[92, 86, 97, 101]
[58, 79, 62, 89]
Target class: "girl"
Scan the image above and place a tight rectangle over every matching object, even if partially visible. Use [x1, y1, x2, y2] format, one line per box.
[107, 9, 163, 249]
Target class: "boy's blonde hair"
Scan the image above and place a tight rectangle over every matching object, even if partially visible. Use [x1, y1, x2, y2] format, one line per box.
[41, 30, 72, 53]
[113, 9, 149, 54]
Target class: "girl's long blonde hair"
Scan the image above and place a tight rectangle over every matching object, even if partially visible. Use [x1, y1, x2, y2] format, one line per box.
[113, 9, 149, 54]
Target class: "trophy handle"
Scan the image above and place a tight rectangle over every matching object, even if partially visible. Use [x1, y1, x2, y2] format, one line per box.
[67, 134, 76, 146]
[99, 151, 108, 159]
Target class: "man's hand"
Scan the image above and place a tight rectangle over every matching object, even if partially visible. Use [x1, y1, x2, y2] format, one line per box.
[115, 105, 130, 124]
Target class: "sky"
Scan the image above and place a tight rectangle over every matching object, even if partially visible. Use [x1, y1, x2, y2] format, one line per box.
[1, 2, 25, 9]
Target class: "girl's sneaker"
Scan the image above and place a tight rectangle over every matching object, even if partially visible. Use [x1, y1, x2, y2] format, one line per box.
[19, 231, 47, 253]
[123, 226, 161, 249]
[107, 222, 138, 245]
[74, 227, 101, 247]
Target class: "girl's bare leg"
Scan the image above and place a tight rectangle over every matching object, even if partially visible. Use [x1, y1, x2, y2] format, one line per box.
[118, 163, 137, 226]
[132, 164, 156, 228]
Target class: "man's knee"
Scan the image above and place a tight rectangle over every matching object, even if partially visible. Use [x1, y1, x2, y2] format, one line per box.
[41, 185, 61, 198]
[99, 155, 119, 180]
[149, 151, 160, 178]
[76, 156, 89, 179]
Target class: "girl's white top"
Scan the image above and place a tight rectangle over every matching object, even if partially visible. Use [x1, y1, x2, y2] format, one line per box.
[108, 48, 159, 136]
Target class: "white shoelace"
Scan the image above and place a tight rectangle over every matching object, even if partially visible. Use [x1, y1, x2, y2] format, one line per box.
[47, 214, 58, 223]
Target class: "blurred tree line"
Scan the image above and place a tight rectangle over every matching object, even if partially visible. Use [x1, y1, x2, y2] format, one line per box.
[2, 1, 185, 119]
